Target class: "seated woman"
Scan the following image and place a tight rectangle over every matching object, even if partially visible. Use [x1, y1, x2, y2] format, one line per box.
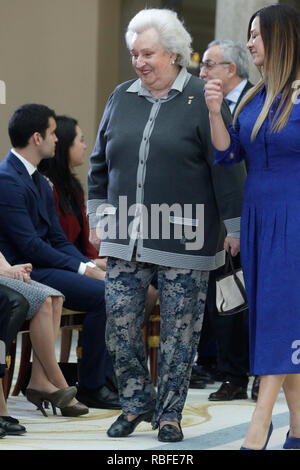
[38, 116, 105, 269]
[0, 251, 88, 417]
[0, 286, 28, 437]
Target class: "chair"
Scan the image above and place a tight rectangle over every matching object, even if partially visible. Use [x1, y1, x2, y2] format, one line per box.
[3, 308, 86, 399]
[4, 304, 161, 399]
[142, 302, 160, 385]
[2, 343, 16, 399]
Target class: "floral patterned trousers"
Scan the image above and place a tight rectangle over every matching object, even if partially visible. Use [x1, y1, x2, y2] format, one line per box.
[105, 257, 209, 429]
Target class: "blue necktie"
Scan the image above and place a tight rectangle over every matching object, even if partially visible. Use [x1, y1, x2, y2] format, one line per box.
[32, 170, 40, 192]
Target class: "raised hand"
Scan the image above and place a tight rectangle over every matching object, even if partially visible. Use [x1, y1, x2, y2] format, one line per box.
[204, 79, 224, 115]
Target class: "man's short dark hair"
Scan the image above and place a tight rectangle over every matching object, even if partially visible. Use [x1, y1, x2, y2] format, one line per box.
[8, 103, 56, 148]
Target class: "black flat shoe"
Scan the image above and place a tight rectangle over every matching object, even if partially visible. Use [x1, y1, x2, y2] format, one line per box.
[0, 416, 26, 435]
[0, 427, 6, 438]
[76, 385, 121, 410]
[208, 381, 248, 401]
[189, 370, 207, 389]
[190, 365, 215, 384]
[158, 423, 183, 442]
[107, 410, 154, 437]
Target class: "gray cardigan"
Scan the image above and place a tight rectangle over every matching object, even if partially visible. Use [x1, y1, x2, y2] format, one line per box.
[87, 70, 246, 271]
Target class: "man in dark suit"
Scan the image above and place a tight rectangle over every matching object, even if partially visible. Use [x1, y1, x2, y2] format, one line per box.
[0, 104, 120, 409]
[192, 40, 259, 400]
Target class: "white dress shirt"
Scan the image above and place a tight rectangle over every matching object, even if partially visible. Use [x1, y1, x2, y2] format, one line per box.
[225, 79, 248, 114]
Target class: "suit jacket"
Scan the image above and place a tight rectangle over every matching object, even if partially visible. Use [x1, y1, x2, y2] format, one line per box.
[52, 186, 98, 260]
[232, 80, 253, 115]
[0, 152, 90, 271]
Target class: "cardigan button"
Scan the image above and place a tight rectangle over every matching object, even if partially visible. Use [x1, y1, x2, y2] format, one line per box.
[229, 152, 235, 160]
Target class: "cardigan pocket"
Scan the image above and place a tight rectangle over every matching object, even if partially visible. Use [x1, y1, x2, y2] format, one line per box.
[169, 216, 199, 227]
[169, 216, 204, 251]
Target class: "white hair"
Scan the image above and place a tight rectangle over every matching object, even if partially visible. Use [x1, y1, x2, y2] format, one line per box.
[125, 9, 193, 68]
[208, 40, 249, 79]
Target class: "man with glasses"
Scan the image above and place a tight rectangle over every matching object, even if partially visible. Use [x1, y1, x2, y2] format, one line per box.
[199, 39, 252, 114]
[192, 40, 260, 402]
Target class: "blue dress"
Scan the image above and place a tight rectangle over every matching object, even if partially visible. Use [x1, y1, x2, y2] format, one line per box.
[215, 87, 300, 375]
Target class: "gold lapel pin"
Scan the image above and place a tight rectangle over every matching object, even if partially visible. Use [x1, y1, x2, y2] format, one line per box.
[188, 96, 194, 105]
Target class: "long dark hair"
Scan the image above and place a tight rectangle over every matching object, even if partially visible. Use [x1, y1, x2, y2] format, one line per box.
[38, 116, 83, 215]
[234, 4, 300, 140]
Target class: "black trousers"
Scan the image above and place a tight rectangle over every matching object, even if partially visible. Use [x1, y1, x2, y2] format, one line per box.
[197, 257, 250, 387]
[0, 286, 29, 378]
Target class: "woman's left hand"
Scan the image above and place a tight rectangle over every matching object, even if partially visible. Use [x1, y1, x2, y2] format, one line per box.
[224, 236, 240, 256]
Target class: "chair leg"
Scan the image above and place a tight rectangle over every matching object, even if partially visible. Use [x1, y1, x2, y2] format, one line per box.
[3, 339, 17, 400]
[60, 328, 73, 363]
[76, 328, 82, 362]
[142, 323, 149, 359]
[12, 332, 32, 396]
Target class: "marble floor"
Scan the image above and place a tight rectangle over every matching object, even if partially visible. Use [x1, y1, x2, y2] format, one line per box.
[1, 332, 293, 453]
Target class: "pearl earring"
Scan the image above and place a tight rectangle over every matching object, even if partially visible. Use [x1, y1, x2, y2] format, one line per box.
[171, 59, 175, 65]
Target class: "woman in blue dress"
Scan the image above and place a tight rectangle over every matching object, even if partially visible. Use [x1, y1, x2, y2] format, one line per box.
[204, 4, 300, 450]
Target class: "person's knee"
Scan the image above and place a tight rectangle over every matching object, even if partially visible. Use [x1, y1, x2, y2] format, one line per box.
[38, 296, 54, 316]
[53, 296, 64, 309]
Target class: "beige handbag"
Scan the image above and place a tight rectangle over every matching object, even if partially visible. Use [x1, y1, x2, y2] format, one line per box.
[216, 251, 248, 316]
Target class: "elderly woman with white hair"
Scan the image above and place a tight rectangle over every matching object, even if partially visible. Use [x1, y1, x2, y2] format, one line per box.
[87, 8, 246, 442]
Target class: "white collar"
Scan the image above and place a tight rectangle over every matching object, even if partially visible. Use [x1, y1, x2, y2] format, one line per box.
[11, 148, 37, 176]
[225, 79, 248, 104]
[126, 67, 190, 96]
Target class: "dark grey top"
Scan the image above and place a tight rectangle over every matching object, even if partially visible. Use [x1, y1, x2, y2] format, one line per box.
[87, 68, 246, 270]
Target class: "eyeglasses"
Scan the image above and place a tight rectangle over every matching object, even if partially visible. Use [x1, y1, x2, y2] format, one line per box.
[199, 61, 231, 70]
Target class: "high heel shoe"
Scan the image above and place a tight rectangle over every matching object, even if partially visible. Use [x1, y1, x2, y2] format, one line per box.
[240, 422, 273, 450]
[60, 402, 89, 417]
[26, 386, 77, 417]
[283, 430, 300, 449]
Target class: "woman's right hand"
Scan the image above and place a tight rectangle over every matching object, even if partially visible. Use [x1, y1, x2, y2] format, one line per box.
[1, 264, 32, 283]
[204, 79, 224, 115]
